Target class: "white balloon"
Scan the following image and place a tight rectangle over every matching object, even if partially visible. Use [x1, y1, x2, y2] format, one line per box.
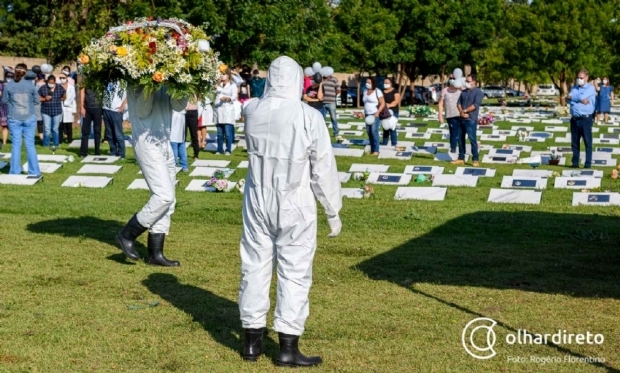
[453, 68, 463, 79]
[365, 115, 376, 125]
[453, 77, 466, 89]
[321, 66, 334, 77]
[304, 67, 314, 76]
[41, 63, 53, 74]
[312, 62, 322, 73]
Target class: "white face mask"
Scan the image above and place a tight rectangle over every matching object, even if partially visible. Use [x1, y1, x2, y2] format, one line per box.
[6, 78, 13, 83]
[465, 82, 472, 89]
[577, 78, 585, 86]
[449, 79, 455, 86]
[603, 79, 608, 84]
[47, 83, 55, 88]
[62, 70, 70, 75]
[59, 78, 66, 84]
[365, 83, 372, 89]
[384, 83, 391, 89]
[253, 74, 259, 78]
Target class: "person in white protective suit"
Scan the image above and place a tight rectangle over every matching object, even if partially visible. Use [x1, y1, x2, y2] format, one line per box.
[115, 85, 188, 266]
[238, 56, 343, 367]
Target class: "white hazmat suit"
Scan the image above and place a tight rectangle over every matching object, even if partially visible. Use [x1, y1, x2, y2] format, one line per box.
[238, 56, 343, 336]
[127, 85, 188, 234]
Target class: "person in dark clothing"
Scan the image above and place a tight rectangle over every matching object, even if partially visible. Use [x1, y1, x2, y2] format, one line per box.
[381, 77, 400, 146]
[303, 73, 324, 111]
[80, 86, 103, 157]
[185, 98, 200, 161]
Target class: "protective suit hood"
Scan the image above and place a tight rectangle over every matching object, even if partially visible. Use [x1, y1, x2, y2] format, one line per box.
[263, 56, 303, 100]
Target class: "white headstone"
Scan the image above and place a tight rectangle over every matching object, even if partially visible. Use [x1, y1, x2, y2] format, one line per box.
[482, 155, 518, 164]
[423, 142, 450, 149]
[22, 162, 62, 174]
[555, 137, 572, 143]
[512, 169, 553, 178]
[481, 135, 507, 142]
[492, 130, 517, 137]
[594, 138, 620, 145]
[432, 174, 478, 187]
[405, 132, 431, 139]
[455, 167, 496, 177]
[488, 149, 521, 157]
[561, 170, 604, 178]
[341, 188, 364, 199]
[0, 174, 42, 185]
[339, 130, 364, 136]
[488, 189, 542, 205]
[411, 146, 437, 155]
[349, 164, 390, 173]
[82, 155, 120, 164]
[554, 177, 601, 189]
[366, 173, 412, 185]
[511, 126, 534, 131]
[237, 161, 249, 168]
[38, 154, 70, 163]
[434, 153, 470, 162]
[77, 165, 122, 175]
[192, 160, 231, 168]
[185, 179, 236, 192]
[544, 126, 569, 132]
[584, 157, 617, 167]
[523, 137, 546, 143]
[190, 167, 235, 178]
[332, 148, 364, 157]
[594, 147, 620, 154]
[128, 178, 179, 190]
[378, 150, 413, 160]
[204, 143, 238, 153]
[62, 176, 112, 188]
[394, 187, 447, 201]
[501, 176, 547, 189]
[572, 192, 620, 206]
[404, 165, 445, 175]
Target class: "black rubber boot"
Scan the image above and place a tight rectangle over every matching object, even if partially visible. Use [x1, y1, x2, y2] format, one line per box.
[146, 233, 180, 267]
[115, 214, 147, 261]
[243, 328, 265, 362]
[275, 333, 322, 367]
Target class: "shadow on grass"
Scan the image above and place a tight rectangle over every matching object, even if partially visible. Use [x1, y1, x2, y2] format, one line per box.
[26, 216, 144, 265]
[355, 211, 620, 372]
[142, 273, 279, 359]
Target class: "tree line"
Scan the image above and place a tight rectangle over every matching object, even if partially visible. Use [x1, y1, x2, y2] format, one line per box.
[1, 0, 619, 101]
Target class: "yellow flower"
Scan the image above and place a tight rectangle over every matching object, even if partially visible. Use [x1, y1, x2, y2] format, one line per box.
[218, 64, 228, 74]
[117, 46, 128, 57]
[152, 71, 164, 83]
[79, 54, 90, 64]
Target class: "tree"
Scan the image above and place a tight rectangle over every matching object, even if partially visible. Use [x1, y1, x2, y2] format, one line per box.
[526, 0, 614, 104]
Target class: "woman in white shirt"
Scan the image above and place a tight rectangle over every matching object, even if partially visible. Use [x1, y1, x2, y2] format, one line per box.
[59, 72, 76, 144]
[362, 77, 386, 155]
[215, 68, 238, 155]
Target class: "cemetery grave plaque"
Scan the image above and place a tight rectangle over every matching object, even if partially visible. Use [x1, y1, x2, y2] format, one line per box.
[512, 179, 537, 188]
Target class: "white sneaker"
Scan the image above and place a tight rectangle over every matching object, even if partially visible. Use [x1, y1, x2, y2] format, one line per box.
[225, 152, 231, 156]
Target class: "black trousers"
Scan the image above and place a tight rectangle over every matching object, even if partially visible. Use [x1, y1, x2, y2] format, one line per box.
[60, 122, 73, 143]
[81, 107, 102, 156]
[185, 109, 199, 158]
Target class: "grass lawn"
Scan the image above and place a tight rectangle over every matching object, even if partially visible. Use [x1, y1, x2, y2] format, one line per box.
[0, 112, 619, 372]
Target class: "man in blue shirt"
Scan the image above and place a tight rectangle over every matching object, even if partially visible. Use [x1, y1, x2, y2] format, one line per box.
[1, 63, 41, 176]
[567, 70, 596, 168]
[453, 74, 484, 167]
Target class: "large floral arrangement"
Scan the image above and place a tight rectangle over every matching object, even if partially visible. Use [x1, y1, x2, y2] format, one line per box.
[78, 18, 221, 105]
[554, 106, 570, 118]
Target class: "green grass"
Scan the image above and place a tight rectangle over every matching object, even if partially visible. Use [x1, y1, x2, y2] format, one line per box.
[0, 113, 619, 372]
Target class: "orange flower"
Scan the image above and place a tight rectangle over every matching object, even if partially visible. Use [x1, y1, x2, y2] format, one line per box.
[612, 170, 618, 179]
[152, 71, 164, 83]
[79, 54, 90, 64]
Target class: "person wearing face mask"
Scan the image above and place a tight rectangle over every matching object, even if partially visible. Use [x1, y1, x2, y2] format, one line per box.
[102, 81, 127, 159]
[239, 56, 341, 367]
[594, 77, 614, 124]
[303, 73, 324, 111]
[566, 70, 596, 168]
[1, 63, 41, 176]
[61, 66, 76, 85]
[249, 69, 266, 99]
[58, 73, 76, 144]
[362, 77, 385, 155]
[39, 75, 66, 152]
[214, 68, 238, 155]
[454, 74, 484, 167]
[438, 74, 462, 153]
[381, 78, 400, 146]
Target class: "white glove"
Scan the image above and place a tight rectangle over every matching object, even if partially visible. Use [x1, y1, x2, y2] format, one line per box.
[327, 216, 342, 238]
